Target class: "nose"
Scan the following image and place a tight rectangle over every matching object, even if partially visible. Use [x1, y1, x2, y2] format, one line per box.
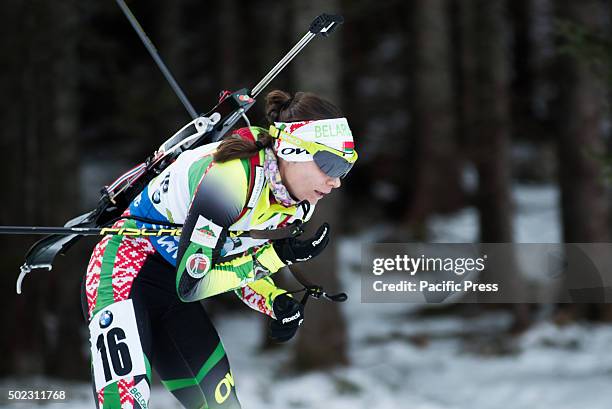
[328, 177, 341, 189]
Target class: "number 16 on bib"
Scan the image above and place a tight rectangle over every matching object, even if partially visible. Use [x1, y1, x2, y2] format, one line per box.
[89, 299, 147, 391]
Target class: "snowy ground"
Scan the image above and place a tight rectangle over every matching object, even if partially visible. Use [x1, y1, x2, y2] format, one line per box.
[221, 310, 612, 409]
[429, 183, 561, 243]
[3, 184, 612, 409]
[4, 314, 612, 409]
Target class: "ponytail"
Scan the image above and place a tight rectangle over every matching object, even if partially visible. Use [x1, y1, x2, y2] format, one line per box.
[213, 89, 341, 163]
[213, 133, 274, 162]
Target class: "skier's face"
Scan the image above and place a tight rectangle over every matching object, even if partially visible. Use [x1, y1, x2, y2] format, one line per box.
[279, 159, 341, 205]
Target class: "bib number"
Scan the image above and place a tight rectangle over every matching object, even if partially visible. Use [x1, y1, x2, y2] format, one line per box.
[89, 300, 146, 391]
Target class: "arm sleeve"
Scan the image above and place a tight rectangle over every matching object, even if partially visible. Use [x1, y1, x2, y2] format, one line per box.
[234, 199, 316, 316]
[175, 160, 286, 302]
[233, 275, 288, 318]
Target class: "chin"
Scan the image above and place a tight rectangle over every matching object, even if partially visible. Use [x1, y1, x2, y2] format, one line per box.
[308, 195, 322, 205]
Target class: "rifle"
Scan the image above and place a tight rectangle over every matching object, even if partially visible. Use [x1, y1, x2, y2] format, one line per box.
[8, 1, 345, 303]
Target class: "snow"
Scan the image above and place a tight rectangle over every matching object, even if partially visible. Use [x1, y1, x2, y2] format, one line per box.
[429, 184, 561, 243]
[5, 315, 612, 409]
[219, 307, 612, 409]
[3, 184, 611, 409]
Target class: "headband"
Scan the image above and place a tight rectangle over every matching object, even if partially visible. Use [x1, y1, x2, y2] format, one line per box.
[273, 118, 354, 162]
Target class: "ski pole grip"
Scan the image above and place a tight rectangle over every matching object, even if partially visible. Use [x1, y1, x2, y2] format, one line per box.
[309, 14, 344, 37]
[325, 292, 348, 302]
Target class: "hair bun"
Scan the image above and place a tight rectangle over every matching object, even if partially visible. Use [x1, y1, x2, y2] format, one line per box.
[265, 90, 292, 123]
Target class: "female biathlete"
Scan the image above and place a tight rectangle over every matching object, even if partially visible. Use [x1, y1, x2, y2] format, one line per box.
[81, 90, 358, 409]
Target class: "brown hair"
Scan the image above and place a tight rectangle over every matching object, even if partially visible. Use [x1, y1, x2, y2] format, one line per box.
[213, 90, 342, 162]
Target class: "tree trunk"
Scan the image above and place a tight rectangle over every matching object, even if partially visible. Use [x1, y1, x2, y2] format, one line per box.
[403, 0, 464, 230]
[471, 0, 514, 243]
[552, 0, 611, 321]
[458, 0, 530, 330]
[459, 0, 515, 241]
[290, 0, 349, 370]
[509, 0, 535, 134]
[0, 0, 85, 378]
[554, 0, 609, 242]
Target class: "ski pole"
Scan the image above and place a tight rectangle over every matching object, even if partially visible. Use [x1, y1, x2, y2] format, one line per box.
[0, 224, 304, 239]
[250, 14, 344, 98]
[114, 0, 198, 119]
[0, 226, 182, 236]
[286, 267, 348, 304]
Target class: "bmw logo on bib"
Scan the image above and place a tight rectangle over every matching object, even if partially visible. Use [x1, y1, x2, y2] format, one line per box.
[99, 310, 113, 329]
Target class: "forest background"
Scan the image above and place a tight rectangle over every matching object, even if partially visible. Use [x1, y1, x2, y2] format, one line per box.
[1, 0, 611, 394]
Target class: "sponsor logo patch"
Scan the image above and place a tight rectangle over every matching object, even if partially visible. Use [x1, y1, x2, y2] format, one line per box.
[186, 253, 211, 279]
[99, 310, 113, 329]
[190, 215, 223, 248]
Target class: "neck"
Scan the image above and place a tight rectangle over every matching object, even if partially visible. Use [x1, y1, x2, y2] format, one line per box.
[277, 157, 298, 200]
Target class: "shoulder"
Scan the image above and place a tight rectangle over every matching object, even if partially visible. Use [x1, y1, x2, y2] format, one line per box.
[191, 158, 250, 208]
[187, 129, 266, 206]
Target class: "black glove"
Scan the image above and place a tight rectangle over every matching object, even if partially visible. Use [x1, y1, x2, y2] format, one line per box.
[269, 293, 305, 343]
[273, 223, 330, 265]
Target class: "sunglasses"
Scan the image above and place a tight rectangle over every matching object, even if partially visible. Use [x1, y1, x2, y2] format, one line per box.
[269, 125, 358, 178]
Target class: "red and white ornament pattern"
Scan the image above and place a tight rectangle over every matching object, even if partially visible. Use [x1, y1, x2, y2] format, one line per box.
[239, 285, 273, 317]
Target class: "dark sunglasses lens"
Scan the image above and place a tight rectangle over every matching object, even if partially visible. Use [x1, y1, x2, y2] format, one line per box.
[314, 151, 353, 178]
